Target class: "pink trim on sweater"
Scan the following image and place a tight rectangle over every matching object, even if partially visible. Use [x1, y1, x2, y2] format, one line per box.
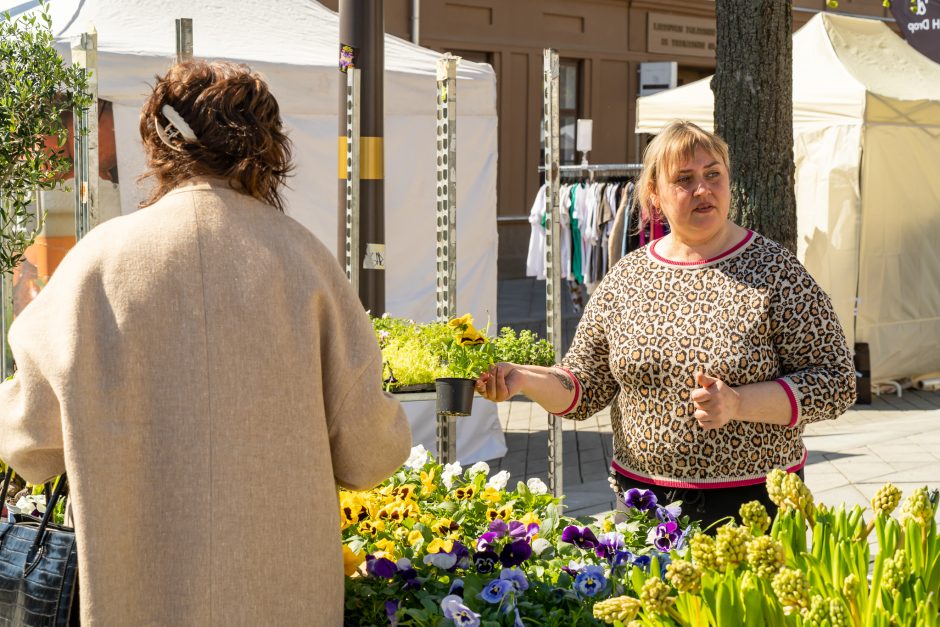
[553, 367, 581, 416]
[649, 230, 754, 267]
[610, 449, 807, 489]
[775, 379, 799, 428]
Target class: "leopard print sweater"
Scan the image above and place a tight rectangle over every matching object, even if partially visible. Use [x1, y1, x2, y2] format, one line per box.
[559, 230, 856, 488]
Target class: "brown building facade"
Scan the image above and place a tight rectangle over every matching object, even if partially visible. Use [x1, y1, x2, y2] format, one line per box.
[320, 0, 896, 279]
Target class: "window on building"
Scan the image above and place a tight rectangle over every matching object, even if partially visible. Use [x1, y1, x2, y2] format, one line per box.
[559, 59, 581, 164]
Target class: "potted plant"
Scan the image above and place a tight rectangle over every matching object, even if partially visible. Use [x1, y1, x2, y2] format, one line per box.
[435, 314, 496, 416]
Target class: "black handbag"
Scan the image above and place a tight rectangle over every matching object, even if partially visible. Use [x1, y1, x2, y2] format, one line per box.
[0, 468, 79, 626]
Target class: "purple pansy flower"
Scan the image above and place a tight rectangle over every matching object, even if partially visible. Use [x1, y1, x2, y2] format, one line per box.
[396, 558, 420, 589]
[476, 532, 499, 552]
[499, 539, 532, 567]
[624, 488, 658, 512]
[473, 549, 499, 574]
[651, 520, 685, 552]
[561, 559, 585, 577]
[489, 519, 508, 537]
[450, 541, 471, 571]
[479, 579, 513, 604]
[655, 503, 683, 522]
[441, 595, 480, 627]
[595, 531, 625, 560]
[365, 555, 397, 579]
[561, 525, 599, 550]
[573, 564, 607, 597]
[500, 567, 529, 592]
[385, 600, 399, 627]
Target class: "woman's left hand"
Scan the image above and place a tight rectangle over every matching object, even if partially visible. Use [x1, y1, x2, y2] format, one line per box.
[691, 372, 740, 430]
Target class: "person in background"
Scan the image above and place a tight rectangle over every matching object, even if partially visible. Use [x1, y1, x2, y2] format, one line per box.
[0, 60, 411, 625]
[478, 120, 855, 529]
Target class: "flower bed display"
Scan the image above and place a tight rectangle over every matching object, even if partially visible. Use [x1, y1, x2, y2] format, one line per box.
[341, 447, 940, 626]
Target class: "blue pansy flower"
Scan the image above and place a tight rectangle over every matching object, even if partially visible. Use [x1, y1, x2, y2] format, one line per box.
[479, 579, 513, 604]
[573, 564, 607, 597]
[441, 595, 480, 627]
[500, 567, 529, 592]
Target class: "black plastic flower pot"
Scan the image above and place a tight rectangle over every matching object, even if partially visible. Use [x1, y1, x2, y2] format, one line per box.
[435, 377, 475, 416]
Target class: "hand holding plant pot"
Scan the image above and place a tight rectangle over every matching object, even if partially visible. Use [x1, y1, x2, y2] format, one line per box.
[436, 314, 496, 415]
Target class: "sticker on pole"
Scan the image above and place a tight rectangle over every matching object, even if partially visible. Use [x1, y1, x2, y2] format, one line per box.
[363, 243, 385, 270]
[339, 44, 359, 73]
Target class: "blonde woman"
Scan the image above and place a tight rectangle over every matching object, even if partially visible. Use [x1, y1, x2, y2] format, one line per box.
[478, 121, 855, 528]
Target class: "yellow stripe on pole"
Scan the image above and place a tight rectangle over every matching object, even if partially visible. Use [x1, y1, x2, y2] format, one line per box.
[338, 136, 384, 180]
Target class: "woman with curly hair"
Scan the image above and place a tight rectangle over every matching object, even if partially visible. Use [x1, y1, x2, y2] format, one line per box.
[0, 61, 411, 625]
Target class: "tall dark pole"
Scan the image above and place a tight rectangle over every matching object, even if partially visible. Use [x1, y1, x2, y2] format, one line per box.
[339, 0, 385, 314]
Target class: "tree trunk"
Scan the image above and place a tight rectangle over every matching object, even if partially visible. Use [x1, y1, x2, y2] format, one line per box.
[712, 0, 797, 253]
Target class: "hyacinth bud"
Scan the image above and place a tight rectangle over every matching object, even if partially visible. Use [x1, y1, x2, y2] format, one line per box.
[842, 573, 859, 598]
[739, 500, 771, 534]
[901, 487, 934, 526]
[766, 469, 786, 507]
[803, 595, 828, 624]
[689, 532, 718, 570]
[627, 622, 642, 627]
[746, 535, 785, 579]
[881, 550, 909, 593]
[782, 472, 815, 516]
[592, 595, 641, 625]
[640, 578, 671, 615]
[827, 598, 850, 627]
[716, 524, 751, 570]
[666, 560, 702, 594]
[871, 483, 902, 517]
[772, 567, 810, 614]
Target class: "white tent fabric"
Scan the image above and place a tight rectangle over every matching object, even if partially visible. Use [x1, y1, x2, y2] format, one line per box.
[4, 0, 504, 462]
[636, 13, 940, 382]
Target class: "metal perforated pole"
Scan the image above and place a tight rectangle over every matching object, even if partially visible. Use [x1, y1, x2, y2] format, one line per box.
[543, 49, 564, 499]
[344, 69, 362, 293]
[436, 54, 459, 464]
[175, 19, 193, 64]
[71, 30, 98, 238]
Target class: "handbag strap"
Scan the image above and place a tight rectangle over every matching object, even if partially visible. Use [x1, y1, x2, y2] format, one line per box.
[0, 467, 11, 515]
[30, 474, 68, 550]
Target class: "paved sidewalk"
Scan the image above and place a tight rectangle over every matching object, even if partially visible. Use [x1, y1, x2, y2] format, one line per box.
[486, 389, 940, 520]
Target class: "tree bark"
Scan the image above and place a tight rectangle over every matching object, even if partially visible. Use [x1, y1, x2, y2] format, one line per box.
[712, 0, 797, 253]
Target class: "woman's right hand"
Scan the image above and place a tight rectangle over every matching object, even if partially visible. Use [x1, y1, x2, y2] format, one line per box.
[475, 362, 524, 403]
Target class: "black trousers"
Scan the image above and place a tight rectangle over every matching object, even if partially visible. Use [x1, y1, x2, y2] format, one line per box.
[612, 469, 804, 532]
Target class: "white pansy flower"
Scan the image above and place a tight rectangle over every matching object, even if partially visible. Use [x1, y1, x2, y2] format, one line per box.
[404, 445, 430, 470]
[467, 461, 490, 477]
[486, 470, 511, 491]
[442, 462, 463, 488]
[526, 477, 549, 495]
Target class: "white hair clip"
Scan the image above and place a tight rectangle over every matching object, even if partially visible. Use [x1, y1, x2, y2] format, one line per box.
[154, 104, 198, 150]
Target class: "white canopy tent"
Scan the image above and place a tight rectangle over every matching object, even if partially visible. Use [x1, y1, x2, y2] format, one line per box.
[3, 0, 504, 461]
[636, 12, 940, 383]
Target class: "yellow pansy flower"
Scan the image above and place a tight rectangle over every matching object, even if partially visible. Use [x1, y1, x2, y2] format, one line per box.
[427, 538, 454, 554]
[520, 512, 541, 528]
[455, 324, 486, 346]
[447, 313, 474, 329]
[431, 518, 460, 535]
[391, 484, 417, 500]
[420, 469, 437, 496]
[408, 530, 424, 547]
[453, 486, 476, 500]
[342, 545, 363, 576]
[339, 492, 369, 529]
[480, 486, 503, 504]
[358, 519, 385, 537]
[374, 538, 398, 559]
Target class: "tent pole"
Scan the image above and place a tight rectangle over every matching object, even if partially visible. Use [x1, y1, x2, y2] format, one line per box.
[71, 29, 99, 238]
[543, 48, 564, 501]
[338, 0, 386, 315]
[435, 54, 459, 464]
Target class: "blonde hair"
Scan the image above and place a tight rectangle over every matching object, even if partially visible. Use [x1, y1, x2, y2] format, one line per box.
[636, 121, 730, 218]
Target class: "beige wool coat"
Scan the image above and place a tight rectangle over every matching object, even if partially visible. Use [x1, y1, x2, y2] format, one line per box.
[0, 179, 412, 625]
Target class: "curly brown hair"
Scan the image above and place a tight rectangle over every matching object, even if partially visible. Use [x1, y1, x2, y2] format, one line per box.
[138, 60, 293, 211]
